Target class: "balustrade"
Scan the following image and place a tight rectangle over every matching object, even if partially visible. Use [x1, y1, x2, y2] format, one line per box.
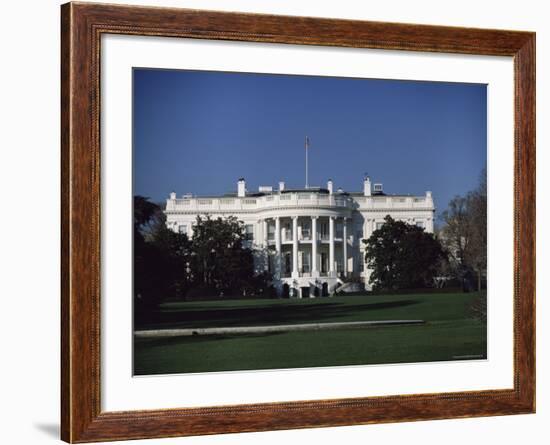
[168, 192, 432, 213]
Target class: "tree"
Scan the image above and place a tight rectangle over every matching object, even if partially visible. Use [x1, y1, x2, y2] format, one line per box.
[189, 215, 244, 286]
[440, 195, 473, 290]
[134, 198, 273, 307]
[188, 215, 271, 297]
[134, 196, 191, 312]
[465, 169, 487, 292]
[363, 215, 446, 290]
[439, 169, 487, 291]
[134, 195, 160, 240]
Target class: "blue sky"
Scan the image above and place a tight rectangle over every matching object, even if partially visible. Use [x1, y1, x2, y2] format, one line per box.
[133, 68, 486, 218]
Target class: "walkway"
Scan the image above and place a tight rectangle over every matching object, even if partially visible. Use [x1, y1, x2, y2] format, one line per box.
[135, 319, 425, 338]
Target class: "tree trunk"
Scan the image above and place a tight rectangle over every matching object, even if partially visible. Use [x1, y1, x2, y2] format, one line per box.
[477, 267, 482, 292]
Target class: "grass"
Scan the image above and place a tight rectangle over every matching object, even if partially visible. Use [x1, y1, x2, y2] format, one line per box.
[133, 292, 487, 375]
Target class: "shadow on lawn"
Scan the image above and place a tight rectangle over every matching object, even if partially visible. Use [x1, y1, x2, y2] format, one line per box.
[136, 299, 420, 330]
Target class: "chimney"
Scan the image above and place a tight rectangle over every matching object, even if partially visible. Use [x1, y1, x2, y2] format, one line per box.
[169, 191, 176, 200]
[237, 178, 246, 197]
[279, 181, 285, 192]
[363, 175, 371, 196]
[327, 179, 333, 194]
[258, 185, 273, 193]
[426, 190, 433, 204]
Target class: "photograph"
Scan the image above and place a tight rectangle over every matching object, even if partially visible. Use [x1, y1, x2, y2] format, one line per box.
[132, 68, 488, 376]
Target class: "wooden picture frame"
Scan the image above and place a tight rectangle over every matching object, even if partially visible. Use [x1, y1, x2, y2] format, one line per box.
[61, 2, 535, 442]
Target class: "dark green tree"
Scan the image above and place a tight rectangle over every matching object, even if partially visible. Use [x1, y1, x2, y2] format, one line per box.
[189, 215, 271, 296]
[363, 215, 446, 290]
[134, 198, 273, 308]
[134, 196, 191, 313]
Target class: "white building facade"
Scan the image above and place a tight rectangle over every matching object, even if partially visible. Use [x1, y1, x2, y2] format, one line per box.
[165, 176, 435, 298]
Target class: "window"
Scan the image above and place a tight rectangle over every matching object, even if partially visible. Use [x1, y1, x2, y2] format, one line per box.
[284, 253, 292, 275]
[301, 222, 311, 240]
[336, 222, 343, 238]
[376, 222, 384, 230]
[244, 224, 254, 241]
[416, 221, 425, 229]
[178, 225, 187, 234]
[301, 251, 311, 273]
[283, 222, 292, 240]
[320, 222, 329, 239]
[321, 252, 328, 273]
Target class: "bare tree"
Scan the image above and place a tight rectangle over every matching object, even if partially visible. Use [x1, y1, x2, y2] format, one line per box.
[464, 168, 487, 291]
[441, 195, 470, 269]
[440, 168, 487, 291]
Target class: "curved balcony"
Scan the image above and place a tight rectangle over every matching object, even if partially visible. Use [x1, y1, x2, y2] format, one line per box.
[166, 192, 354, 213]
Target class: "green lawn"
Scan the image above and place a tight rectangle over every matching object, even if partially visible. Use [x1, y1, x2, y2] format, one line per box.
[134, 292, 486, 375]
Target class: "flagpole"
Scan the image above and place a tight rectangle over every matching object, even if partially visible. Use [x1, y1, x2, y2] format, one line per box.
[305, 136, 309, 189]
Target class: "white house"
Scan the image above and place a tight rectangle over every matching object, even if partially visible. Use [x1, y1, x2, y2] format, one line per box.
[165, 176, 435, 298]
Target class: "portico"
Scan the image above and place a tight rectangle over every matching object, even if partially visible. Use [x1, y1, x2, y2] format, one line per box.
[262, 215, 349, 280]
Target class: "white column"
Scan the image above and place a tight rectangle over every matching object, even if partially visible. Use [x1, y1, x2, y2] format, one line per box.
[343, 218, 348, 276]
[363, 219, 372, 290]
[329, 216, 335, 276]
[311, 216, 318, 277]
[292, 216, 299, 277]
[275, 217, 281, 277]
[262, 219, 269, 272]
[426, 217, 434, 233]
[262, 219, 268, 247]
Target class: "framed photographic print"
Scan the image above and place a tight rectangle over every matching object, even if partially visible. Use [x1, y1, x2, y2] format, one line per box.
[61, 2, 535, 442]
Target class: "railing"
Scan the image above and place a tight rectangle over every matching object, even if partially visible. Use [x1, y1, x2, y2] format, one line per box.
[166, 192, 354, 212]
[279, 271, 312, 278]
[354, 196, 431, 210]
[267, 233, 347, 243]
[166, 192, 432, 213]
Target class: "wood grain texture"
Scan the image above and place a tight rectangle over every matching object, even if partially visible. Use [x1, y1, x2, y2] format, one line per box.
[60, 2, 536, 442]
